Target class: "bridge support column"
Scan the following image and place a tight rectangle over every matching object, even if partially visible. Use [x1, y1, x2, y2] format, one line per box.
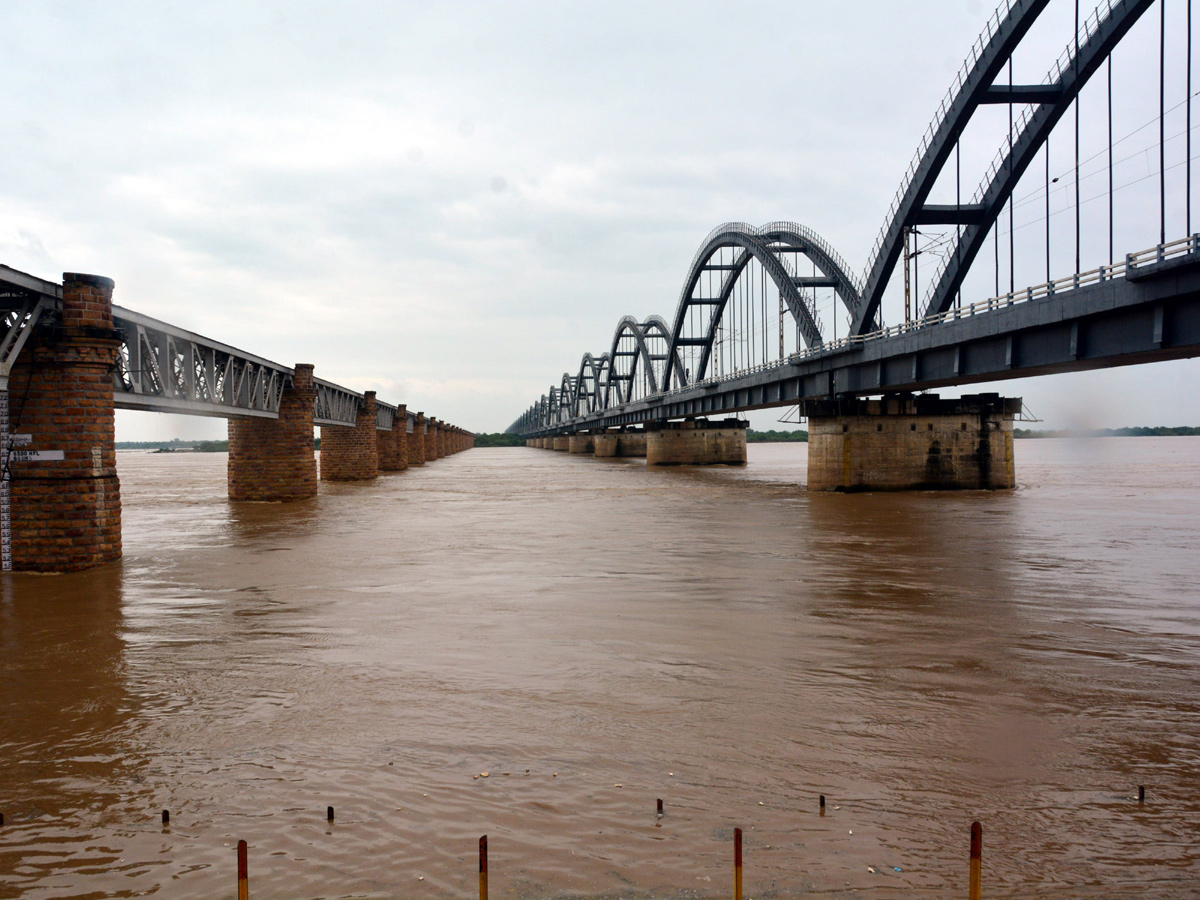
[568, 433, 594, 454]
[647, 418, 747, 466]
[806, 393, 1018, 491]
[320, 391, 379, 481]
[425, 417, 439, 461]
[616, 430, 647, 458]
[437, 424, 447, 458]
[378, 403, 408, 472]
[552, 436, 570, 451]
[6, 273, 122, 571]
[593, 431, 619, 457]
[408, 413, 426, 466]
[228, 363, 318, 501]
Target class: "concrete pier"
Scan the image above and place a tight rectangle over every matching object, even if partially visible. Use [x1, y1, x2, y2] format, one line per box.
[568, 433, 594, 454]
[806, 393, 1018, 491]
[320, 391, 379, 481]
[552, 436, 570, 451]
[617, 431, 647, 458]
[593, 432, 619, 457]
[646, 418, 747, 466]
[228, 363, 319, 501]
[6, 273, 123, 571]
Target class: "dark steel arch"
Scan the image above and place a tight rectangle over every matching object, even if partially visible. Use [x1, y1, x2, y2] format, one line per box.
[608, 315, 660, 401]
[664, 222, 858, 388]
[922, 0, 1154, 318]
[853, 0, 1055, 334]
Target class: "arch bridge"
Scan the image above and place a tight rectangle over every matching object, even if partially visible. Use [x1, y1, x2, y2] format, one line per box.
[512, 0, 1200, 466]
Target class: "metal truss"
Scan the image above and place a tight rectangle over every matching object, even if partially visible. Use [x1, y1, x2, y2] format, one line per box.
[853, 0, 1153, 333]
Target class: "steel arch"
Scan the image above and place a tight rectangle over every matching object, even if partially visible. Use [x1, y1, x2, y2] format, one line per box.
[922, 0, 1154, 318]
[853, 0, 1054, 334]
[664, 222, 858, 387]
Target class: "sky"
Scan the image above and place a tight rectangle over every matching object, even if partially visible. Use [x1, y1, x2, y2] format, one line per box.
[0, 0, 1197, 438]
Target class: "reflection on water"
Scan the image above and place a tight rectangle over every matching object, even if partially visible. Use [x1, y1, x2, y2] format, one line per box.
[1, 440, 1198, 899]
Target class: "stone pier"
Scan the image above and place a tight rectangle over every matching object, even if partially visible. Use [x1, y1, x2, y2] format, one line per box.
[320, 391, 379, 481]
[806, 393, 1019, 491]
[228, 363, 318, 501]
[425, 417, 439, 461]
[378, 403, 408, 473]
[646, 419, 747, 466]
[6, 273, 123, 571]
[408, 413, 427, 466]
[617, 431, 647, 458]
[568, 433, 594, 454]
[552, 436, 570, 451]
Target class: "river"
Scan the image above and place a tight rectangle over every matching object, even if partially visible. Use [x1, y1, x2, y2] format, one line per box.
[1, 439, 1198, 899]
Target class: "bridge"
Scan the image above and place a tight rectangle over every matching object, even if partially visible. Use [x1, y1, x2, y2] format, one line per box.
[511, 0, 1200, 486]
[0, 267, 473, 573]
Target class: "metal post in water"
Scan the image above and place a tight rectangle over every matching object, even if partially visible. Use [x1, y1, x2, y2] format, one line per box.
[237, 840, 249, 900]
[657, 799, 664, 818]
[161, 810, 169, 826]
[479, 835, 488, 900]
[734, 827, 743, 900]
[327, 805, 334, 823]
[819, 794, 825, 816]
[969, 822, 982, 900]
[1139, 785, 1145, 803]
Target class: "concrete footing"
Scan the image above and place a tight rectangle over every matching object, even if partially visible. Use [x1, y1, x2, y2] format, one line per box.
[568, 434, 594, 454]
[552, 436, 570, 451]
[806, 393, 1018, 491]
[646, 419, 747, 466]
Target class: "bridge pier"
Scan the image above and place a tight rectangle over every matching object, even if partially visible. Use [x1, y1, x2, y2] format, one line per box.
[617, 430, 647, 458]
[568, 433, 594, 454]
[593, 431, 618, 457]
[646, 418, 747, 466]
[408, 413, 426, 466]
[378, 403, 408, 473]
[320, 391, 379, 481]
[806, 393, 1018, 491]
[425, 417, 439, 461]
[552, 436, 570, 451]
[228, 363, 318, 501]
[6, 273, 122, 571]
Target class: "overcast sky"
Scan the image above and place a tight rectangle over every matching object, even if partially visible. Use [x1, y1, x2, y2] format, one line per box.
[1, 0, 1197, 438]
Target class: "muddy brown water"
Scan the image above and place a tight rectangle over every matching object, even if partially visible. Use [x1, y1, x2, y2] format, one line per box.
[1, 439, 1198, 899]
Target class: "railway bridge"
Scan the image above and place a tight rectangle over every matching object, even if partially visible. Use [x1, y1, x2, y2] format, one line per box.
[511, 0, 1200, 488]
[0, 267, 473, 573]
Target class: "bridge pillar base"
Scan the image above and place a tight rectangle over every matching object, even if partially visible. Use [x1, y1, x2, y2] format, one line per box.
[647, 419, 747, 466]
[7, 273, 122, 571]
[552, 436, 570, 451]
[617, 431, 647, 458]
[378, 404, 408, 472]
[320, 391, 379, 481]
[593, 432, 619, 457]
[568, 433, 594, 454]
[408, 413, 426, 466]
[424, 418, 440, 461]
[228, 363, 318, 501]
[806, 393, 1019, 491]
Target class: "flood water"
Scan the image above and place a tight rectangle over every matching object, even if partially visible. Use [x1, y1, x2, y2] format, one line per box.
[1, 439, 1198, 899]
